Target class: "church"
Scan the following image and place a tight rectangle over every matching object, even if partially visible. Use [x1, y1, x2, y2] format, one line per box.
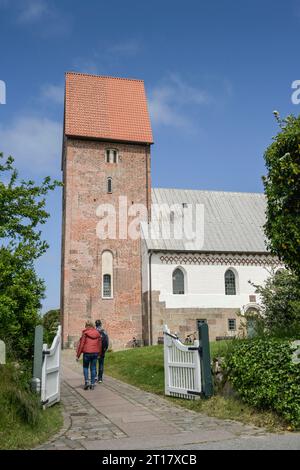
[61, 72, 279, 350]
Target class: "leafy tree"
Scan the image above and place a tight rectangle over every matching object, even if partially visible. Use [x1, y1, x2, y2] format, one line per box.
[263, 113, 300, 276]
[0, 153, 60, 359]
[42, 309, 60, 346]
[251, 269, 300, 337]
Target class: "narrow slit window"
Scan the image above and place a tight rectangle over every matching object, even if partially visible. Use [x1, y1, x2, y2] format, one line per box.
[107, 177, 112, 193]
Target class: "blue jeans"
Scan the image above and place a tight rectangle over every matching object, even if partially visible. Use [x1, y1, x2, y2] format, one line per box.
[83, 353, 98, 385]
[97, 355, 105, 381]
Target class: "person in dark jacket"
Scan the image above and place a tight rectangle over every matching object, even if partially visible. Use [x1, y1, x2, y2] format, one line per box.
[95, 320, 109, 383]
[76, 321, 102, 390]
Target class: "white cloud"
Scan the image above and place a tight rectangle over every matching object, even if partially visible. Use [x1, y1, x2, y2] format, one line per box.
[0, 115, 61, 176]
[108, 40, 140, 56]
[148, 75, 211, 130]
[41, 83, 64, 105]
[17, 0, 48, 24]
[72, 39, 142, 76]
[0, 0, 71, 37]
[71, 57, 100, 75]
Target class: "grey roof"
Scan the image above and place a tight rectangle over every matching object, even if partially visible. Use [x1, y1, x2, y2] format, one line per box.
[141, 188, 268, 253]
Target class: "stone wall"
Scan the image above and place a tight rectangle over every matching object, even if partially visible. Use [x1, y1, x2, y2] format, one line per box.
[143, 291, 243, 344]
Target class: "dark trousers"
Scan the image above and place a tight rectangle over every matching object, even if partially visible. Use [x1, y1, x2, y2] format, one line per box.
[97, 355, 105, 381]
[83, 353, 98, 385]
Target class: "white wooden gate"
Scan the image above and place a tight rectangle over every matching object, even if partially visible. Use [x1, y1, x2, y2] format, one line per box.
[41, 325, 61, 408]
[163, 325, 202, 399]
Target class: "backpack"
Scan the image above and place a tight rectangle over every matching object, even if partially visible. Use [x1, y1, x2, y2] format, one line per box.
[100, 329, 109, 352]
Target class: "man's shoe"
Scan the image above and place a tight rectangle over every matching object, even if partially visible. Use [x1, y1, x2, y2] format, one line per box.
[98, 379, 102, 383]
[84, 383, 89, 390]
[90, 384, 95, 390]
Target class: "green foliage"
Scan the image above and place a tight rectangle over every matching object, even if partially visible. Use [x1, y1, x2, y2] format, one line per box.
[0, 363, 62, 449]
[43, 309, 60, 346]
[225, 338, 300, 428]
[263, 113, 300, 276]
[0, 153, 60, 359]
[210, 339, 236, 360]
[250, 270, 300, 337]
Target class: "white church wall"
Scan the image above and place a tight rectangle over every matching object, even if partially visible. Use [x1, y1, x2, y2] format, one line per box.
[150, 252, 275, 310]
[141, 237, 149, 293]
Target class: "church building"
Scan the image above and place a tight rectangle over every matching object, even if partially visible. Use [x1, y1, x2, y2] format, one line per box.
[61, 72, 279, 349]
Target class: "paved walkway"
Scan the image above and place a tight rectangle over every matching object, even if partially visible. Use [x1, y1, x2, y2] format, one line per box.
[37, 351, 298, 450]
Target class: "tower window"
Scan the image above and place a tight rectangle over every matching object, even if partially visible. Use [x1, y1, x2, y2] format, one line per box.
[105, 149, 119, 164]
[173, 268, 185, 295]
[102, 251, 113, 298]
[103, 274, 112, 298]
[107, 177, 112, 193]
[225, 269, 236, 295]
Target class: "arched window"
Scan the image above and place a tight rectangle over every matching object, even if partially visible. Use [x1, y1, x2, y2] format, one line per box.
[102, 251, 113, 298]
[225, 269, 236, 295]
[105, 149, 119, 164]
[173, 268, 185, 295]
[107, 177, 112, 193]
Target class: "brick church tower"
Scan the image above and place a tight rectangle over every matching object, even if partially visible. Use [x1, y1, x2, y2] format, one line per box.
[61, 72, 153, 349]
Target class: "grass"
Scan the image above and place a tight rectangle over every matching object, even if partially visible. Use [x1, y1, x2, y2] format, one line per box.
[0, 363, 63, 450]
[105, 344, 288, 432]
[106, 345, 164, 395]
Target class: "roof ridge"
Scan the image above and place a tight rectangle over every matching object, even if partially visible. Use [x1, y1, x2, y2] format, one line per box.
[153, 187, 264, 196]
[65, 71, 144, 83]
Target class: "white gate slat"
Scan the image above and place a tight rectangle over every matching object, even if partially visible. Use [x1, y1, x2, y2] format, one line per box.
[169, 362, 197, 368]
[163, 324, 202, 399]
[41, 325, 61, 408]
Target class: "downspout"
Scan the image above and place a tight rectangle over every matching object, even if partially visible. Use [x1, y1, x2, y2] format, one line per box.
[149, 251, 153, 345]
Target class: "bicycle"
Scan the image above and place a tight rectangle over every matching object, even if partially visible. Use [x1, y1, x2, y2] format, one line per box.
[129, 336, 141, 348]
[184, 332, 197, 345]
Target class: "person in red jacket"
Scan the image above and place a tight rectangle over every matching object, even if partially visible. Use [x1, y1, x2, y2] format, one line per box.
[76, 321, 102, 390]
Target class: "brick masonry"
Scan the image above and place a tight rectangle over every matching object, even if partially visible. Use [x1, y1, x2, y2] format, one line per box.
[61, 138, 151, 350]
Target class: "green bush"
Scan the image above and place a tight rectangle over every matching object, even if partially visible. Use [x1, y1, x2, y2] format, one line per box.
[42, 309, 60, 346]
[250, 270, 300, 338]
[0, 363, 41, 426]
[225, 338, 300, 428]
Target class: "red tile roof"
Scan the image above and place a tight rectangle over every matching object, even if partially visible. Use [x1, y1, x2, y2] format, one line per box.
[64, 72, 153, 144]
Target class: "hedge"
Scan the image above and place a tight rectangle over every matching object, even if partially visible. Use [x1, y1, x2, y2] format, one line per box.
[224, 338, 300, 428]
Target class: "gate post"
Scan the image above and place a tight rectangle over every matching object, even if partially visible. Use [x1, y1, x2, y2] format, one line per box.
[198, 322, 214, 398]
[31, 325, 43, 394]
[0, 340, 6, 364]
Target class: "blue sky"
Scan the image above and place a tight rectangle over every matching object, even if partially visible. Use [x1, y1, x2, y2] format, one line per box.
[0, 0, 299, 312]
